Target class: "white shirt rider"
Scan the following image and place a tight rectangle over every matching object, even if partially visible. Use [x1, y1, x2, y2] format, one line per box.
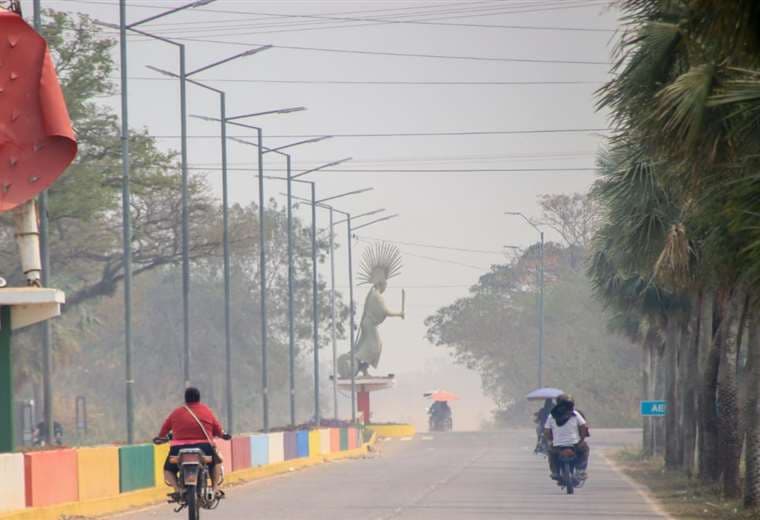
[545, 410, 587, 447]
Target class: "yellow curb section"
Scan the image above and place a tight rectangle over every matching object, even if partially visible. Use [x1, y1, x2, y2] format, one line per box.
[0, 440, 373, 520]
[365, 423, 416, 438]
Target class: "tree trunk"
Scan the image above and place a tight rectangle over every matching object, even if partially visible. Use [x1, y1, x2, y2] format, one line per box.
[717, 289, 741, 498]
[700, 291, 722, 482]
[665, 318, 682, 469]
[683, 294, 702, 476]
[654, 343, 666, 456]
[642, 339, 651, 456]
[744, 309, 760, 508]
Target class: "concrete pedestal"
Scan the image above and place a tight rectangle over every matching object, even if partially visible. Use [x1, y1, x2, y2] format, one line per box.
[336, 375, 395, 424]
[0, 288, 64, 452]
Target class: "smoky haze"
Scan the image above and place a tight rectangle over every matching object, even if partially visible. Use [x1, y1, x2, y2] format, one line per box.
[21, 0, 618, 433]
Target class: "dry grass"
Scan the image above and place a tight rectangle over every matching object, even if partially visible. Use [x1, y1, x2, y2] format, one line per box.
[612, 448, 760, 519]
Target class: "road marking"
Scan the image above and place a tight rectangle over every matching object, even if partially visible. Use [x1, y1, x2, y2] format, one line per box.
[400, 437, 413, 441]
[421, 435, 434, 441]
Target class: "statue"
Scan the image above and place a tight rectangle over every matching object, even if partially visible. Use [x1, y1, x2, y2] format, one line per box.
[338, 242, 405, 378]
[0, 4, 77, 287]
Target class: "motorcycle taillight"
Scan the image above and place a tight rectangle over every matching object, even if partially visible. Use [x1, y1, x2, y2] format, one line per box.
[179, 452, 202, 464]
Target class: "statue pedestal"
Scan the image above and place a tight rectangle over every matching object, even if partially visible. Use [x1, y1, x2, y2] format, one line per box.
[0, 288, 65, 452]
[336, 375, 394, 424]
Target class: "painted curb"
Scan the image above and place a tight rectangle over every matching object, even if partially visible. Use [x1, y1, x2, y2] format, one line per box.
[0, 440, 373, 520]
[365, 423, 416, 438]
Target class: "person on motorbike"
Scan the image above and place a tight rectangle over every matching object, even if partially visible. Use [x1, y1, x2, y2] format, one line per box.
[544, 394, 590, 481]
[428, 400, 451, 428]
[533, 399, 553, 453]
[156, 387, 229, 501]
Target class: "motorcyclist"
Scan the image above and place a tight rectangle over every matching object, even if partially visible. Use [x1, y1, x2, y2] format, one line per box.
[543, 394, 590, 480]
[533, 399, 553, 453]
[156, 387, 230, 501]
[428, 400, 452, 429]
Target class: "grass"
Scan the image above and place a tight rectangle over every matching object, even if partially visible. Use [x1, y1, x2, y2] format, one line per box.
[612, 448, 760, 519]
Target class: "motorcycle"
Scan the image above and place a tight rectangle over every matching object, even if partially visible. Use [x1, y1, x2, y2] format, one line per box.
[428, 412, 453, 432]
[556, 446, 585, 494]
[154, 437, 224, 520]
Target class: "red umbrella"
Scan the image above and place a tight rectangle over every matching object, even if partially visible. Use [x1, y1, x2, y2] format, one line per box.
[425, 390, 460, 402]
[0, 9, 77, 212]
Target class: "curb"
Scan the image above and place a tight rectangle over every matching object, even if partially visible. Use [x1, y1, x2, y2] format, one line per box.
[0, 442, 372, 520]
[365, 423, 416, 438]
[601, 452, 675, 520]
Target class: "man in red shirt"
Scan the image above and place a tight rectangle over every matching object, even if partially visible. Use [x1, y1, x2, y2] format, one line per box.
[156, 387, 229, 498]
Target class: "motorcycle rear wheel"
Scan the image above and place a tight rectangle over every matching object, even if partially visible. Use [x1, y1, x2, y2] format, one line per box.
[186, 486, 200, 520]
[562, 463, 574, 495]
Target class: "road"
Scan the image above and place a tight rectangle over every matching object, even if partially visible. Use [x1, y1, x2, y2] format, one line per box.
[112, 429, 667, 520]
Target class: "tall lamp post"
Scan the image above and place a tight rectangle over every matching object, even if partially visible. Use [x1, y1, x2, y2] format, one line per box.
[149, 60, 272, 434]
[505, 212, 544, 387]
[114, 0, 215, 444]
[225, 132, 333, 426]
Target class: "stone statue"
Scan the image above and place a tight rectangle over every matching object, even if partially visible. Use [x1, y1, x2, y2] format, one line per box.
[338, 242, 405, 378]
[0, 6, 77, 288]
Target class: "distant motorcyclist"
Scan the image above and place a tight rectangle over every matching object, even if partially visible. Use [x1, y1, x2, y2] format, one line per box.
[544, 394, 589, 480]
[428, 400, 452, 430]
[156, 387, 230, 501]
[533, 399, 553, 453]
[33, 421, 63, 446]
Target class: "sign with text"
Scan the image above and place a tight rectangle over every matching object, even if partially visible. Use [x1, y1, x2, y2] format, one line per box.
[640, 400, 667, 417]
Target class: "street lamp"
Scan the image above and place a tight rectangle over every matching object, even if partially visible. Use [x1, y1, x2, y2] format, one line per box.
[224, 131, 329, 427]
[191, 111, 305, 432]
[112, 0, 217, 444]
[150, 59, 276, 433]
[505, 212, 544, 387]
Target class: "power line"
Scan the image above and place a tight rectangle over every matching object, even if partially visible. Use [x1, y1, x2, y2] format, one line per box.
[131, 76, 605, 86]
[155, 128, 607, 139]
[354, 235, 505, 255]
[122, 39, 611, 65]
[187, 167, 596, 175]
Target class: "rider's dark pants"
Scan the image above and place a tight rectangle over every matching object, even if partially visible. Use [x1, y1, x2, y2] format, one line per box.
[548, 442, 589, 475]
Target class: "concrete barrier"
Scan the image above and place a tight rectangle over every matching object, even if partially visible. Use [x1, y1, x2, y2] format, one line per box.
[216, 439, 232, 475]
[329, 428, 340, 452]
[307, 430, 321, 457]
[231, 436, 251, 472]
[283, 431, 297, 460]
[347, 427, 358, 450]
[0, 454, 25, 512]
[153, 443, 170, 490]
[319, 429, 331, 454]
[340, 428, 349, 451]
[296, 431, 309, 458]
[267, 432, 284, 464]
[250, 434, 268, 467]
[366, 423, 416, 438]
[76, 446, 119, 501]
[24, 449, 78, 507]
[118, 445, 154, 493]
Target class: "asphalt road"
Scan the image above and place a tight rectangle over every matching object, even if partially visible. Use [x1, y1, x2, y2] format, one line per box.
[112, 429, 667, 520]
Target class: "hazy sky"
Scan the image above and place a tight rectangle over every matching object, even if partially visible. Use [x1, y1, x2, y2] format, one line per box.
[27, 0, 617, 430]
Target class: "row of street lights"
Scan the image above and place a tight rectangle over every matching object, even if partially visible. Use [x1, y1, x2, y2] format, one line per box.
[113, 0, 396, 441]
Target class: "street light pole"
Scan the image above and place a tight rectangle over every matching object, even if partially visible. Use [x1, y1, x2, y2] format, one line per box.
[110, 0, 217, 442]
[505, 212, 545, 387]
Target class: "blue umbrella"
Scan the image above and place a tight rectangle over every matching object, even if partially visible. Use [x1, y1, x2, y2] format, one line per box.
[525, 387, 564, 401]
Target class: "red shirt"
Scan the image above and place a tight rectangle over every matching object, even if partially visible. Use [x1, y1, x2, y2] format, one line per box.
[159, 402, 223, 446]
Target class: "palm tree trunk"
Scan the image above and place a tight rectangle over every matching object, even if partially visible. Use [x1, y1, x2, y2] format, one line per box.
[717, 288, 741, 498]
[654, 343, 666, 455]
[642, 337, 652, 457]
[743, 308, 760, 508]
[665, 318, 681, 469]
[700, 291, 722, 482]
[683, 294, 702, 476]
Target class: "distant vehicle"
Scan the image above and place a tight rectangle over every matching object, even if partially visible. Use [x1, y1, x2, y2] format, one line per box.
[428, 400, 453, 432]
[154, 437, 224, 520]
[555, 446, 586, 495]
